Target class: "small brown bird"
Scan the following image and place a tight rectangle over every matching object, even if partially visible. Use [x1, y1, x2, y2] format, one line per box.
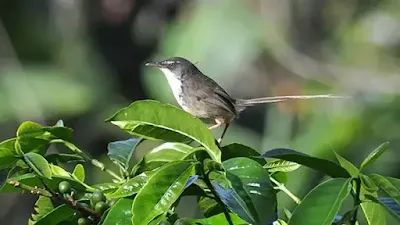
[146, 57, 347, 143]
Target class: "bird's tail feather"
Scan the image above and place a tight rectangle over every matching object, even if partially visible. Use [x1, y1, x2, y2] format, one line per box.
[235, 94, 349, 107]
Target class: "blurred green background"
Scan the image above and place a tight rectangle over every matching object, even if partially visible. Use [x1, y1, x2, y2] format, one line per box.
[1, 0, 399, 224]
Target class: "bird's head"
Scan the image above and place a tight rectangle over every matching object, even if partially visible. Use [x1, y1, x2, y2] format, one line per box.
[145, 57, 198, 78]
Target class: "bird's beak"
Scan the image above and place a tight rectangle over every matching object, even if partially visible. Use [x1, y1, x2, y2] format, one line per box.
[145, 61, 161, 67]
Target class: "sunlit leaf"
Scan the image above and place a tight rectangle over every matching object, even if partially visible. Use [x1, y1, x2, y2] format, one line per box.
[102, 198, 133, 225]
[360, 142, 389, 171]
[28, 196, 54, 225]
[106, 100, 221, 162]
[185, 212, 247, 224]
[131, 160, 196, 225]
[264, 159, 300, 173]
[108, 172, 153, 198]
[72, 164, 85, 182]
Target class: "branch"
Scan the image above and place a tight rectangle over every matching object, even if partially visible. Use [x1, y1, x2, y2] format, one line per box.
[270, 176, 301, 204]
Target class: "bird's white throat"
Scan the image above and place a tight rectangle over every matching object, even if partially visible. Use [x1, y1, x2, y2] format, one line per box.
[159, 68, 182, 103]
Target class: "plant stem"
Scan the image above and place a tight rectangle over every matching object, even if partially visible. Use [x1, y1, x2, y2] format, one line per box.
[52, 139, 124, 182]
[270, 177, 301, 204]
[351, 178, 361, 225]
[200, 167, 233, 225]
[7, 180, 52, 197]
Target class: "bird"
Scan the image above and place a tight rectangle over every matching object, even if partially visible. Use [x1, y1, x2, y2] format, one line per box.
[145, 57, 347, 143]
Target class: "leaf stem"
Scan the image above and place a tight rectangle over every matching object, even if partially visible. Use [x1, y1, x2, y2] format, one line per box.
[270, 176, 301, 204]
[351, 178, 361, 225]
[52, 140, 124, 182]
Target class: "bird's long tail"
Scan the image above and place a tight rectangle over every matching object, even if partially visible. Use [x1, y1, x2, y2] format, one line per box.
[235, 94, 349, 108]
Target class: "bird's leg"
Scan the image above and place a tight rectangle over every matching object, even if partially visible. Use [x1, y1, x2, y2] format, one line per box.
[218, 123, 230, 143]
[208, 119, 223, 130]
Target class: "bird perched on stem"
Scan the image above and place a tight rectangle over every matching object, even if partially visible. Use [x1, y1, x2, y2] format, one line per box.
[145, 57, 348, 143]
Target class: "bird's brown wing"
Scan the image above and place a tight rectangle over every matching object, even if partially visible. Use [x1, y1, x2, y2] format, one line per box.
[210, 88, 237, 117]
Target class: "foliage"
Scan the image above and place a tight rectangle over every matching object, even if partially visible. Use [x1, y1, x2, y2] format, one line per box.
[0, 100, 399, 225]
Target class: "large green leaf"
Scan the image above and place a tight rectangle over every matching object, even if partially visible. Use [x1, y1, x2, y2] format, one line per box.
[264, 159, 300, 173]
[361, 202, 387, 225]
[261, 148, 350, 178]
[0, 173, 88, 193]
[288, 178, 352, 225]
[108, 172, 153, 198]
[131, 160, 196, 225]
[106, 100, 221, 162]
[24, 152, 52, 178]
[16, 121, 72, 154]
[365, 196, 400, 223]
[333, 150, 359, 177]
[135, 142, 205, 173]
[360, 142, 389, 171]
[186, 212, 247, 225]
[0, 138, 19, 170]
[102, 198, 133, 225]
[369, 174, 400, 204]
[213, 157, 277, 225]
[221, 143, 265, 165]
[107, 138, 142, 172]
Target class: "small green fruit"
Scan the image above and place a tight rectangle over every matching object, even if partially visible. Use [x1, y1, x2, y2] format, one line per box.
[77, 217, 90, 225]
[58, 181, 71, 194]
[94, 201, 108, 214]
[91, 190, 106, 204]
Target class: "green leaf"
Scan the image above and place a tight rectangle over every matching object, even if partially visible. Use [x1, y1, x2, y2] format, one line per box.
[0, 138, 19, 170]
[369, 174, 400, 204]
[275, 219, 288, 225]
[102, 198, 133, 225]
[221, 143, 265, 165]
[50, 164, 71, 178]
[288, 178, 352, 225]
[333, 150, 359, 177]
[131, 160, 196, 225]
[91, 183, 120, 193]
[360, 142, 389, 171]
[46, 153, 85, 164]
[264, 159, 300, 173]
[360, 202, 387, 225]
[360, 174, 378, 193]
[72, 164, 85, 182]
[24, 152, 52, 178]
[29, 196, 55, 225]
[106, 100, 221, 162]
[108, 172, 153, 198]
[214, 157, 277, 225]
[186, 212, 247, 224]
[107, 138, 142, 171]
[35, 204, 76, 225]
[364, 196, 400, 222]
[261, 148, 350, 178]
[136, 142, 205, 173]
[16, 121, 72, 154]
[0, 173, 88, 193]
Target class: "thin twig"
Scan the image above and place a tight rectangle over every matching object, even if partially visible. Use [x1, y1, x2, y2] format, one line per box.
[51, 139, 124, 182]
[270, 176, 301, 204]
